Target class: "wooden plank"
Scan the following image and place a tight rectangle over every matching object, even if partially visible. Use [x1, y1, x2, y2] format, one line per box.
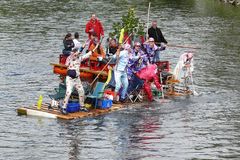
[17, 103, 127, 120]
[50, 63, 67, 68]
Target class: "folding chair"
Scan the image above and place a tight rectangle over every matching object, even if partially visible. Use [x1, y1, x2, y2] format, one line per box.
[127, 84, 144, 103]
[86, 82, 105, 108]
[48, 82, 66, 100]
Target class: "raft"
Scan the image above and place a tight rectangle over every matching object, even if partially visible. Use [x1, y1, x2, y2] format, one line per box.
[17, 103, 127, 120]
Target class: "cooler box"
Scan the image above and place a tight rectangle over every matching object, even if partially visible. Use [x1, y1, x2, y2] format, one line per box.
[67, 102, 80, 113]
[97, 99, 112, 109]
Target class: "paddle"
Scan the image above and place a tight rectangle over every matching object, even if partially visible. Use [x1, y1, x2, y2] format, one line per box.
[146, 2, 151, 39]
[89, 57, 113, 86]
[86, 36, 103, 53]
[155, 42, 201, 50]
[189, 70, 198, 96]
[159, 72, 165, 99]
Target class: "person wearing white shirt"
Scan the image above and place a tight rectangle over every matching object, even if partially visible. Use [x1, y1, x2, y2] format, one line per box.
[73, 32, 81, 49]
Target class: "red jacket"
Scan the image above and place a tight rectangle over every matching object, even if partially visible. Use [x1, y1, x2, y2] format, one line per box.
[85, 19, 104, 40]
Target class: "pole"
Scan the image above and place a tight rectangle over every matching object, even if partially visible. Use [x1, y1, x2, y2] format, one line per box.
[159, 72, 165, 99]
[146, 2, 151, 39]
[90, 57, 113, 86]
[167, 44, 201, 50]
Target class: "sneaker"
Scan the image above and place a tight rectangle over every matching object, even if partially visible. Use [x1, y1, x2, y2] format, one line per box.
[80, 107, 89, 112]
[60, 107, 68, 115]
[48, 104, 54, 110]
[113, 100, 121, 104]
[120, 98, 127, 103]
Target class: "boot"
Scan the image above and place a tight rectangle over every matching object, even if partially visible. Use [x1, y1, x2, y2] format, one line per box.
[113, 92, 120, 104]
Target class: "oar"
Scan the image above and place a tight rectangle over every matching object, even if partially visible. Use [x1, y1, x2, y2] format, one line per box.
[123, 32, 133, 44]
[90, 57, 113, 86]
[74, 38, 101, 57]
[167, 44, 201, 49]
[189, 72, 198, 96]
[88, 36, 104, 53]
[146, 2, 151, 39]
[155, 42, 201, 49]
[159, 72, 165, 99]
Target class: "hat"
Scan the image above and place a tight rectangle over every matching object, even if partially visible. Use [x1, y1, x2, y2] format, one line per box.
[149, 37, 154, 42]
[124, 43, 131, 50]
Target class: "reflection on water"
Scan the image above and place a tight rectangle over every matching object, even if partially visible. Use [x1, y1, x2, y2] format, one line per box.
[0, 0, 240, 159]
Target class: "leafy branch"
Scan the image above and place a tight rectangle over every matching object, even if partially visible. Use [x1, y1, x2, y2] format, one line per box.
[110, 8, 145, 39]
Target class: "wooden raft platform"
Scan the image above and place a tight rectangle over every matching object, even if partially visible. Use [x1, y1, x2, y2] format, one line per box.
[17, 103, 125, 120]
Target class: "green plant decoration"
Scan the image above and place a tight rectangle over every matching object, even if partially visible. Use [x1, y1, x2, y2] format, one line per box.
[110, 8, 145, 39]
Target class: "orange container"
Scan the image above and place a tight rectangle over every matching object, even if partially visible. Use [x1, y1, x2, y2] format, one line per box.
[53, 66, 67, 76]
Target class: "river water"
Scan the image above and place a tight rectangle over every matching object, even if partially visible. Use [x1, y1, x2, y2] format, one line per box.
[0, 0, 240, 159]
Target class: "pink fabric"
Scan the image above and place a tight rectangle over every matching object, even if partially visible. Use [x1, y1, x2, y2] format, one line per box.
[136, 64, 157, 81]
[136, 64, 161, 101]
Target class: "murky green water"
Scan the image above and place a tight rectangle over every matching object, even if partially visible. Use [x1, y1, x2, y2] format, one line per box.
[0, 0, 240, 159]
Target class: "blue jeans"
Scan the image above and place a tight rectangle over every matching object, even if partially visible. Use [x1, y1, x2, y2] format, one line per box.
[114, 70, 129, 100]
[153, 50, 161, 63]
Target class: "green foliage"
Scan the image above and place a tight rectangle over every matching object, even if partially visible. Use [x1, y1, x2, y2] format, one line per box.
[110, 8, 145, 38]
